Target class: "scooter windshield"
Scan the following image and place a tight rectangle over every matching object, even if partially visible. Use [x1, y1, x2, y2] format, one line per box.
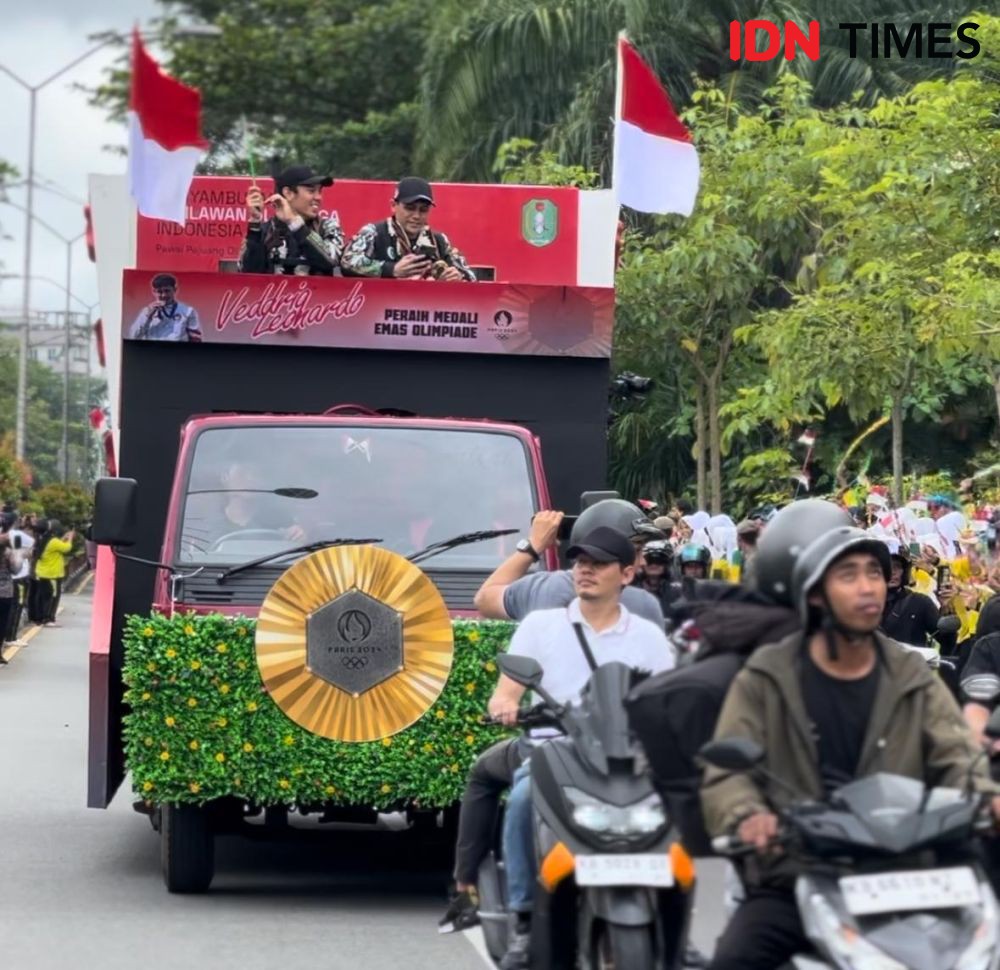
[570, 662, 640, 773]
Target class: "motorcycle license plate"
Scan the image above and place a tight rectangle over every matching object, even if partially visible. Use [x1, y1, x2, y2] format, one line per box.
[840, 866, 980, 916]
[574, 854, 674, 888]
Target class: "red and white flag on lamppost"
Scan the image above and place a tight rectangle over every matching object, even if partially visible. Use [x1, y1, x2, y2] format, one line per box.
[612, 35, 700, 217]
[127, 29, 209, 224]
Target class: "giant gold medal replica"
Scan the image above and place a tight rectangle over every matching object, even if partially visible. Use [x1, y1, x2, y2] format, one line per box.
[255, 545, 454, 742]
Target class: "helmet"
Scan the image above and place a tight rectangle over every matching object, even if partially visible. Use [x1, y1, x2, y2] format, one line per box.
[791, 527, 892, 625]
[678, 544, 711, 567]
[753, 500, 854, 606]
[883, 538, 912, 588]
[642, 540, 673, 565]
[570, 499, 649, 546]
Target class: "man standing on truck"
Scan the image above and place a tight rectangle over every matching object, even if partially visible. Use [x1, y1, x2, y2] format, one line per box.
[238, 165, 343, 276]
[128, 274, 203, 342]
[341, 177, 477, 282]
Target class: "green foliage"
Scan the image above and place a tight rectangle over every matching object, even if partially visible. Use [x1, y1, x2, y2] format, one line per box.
[494, 139, 600, 188]
[122, 612, 513, 807]
[31, 482, 94, 531]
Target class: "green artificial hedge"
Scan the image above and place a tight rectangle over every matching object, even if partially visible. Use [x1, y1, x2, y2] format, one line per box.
[122, 612, 514, 807]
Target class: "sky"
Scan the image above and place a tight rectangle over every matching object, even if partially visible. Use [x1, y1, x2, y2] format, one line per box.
[0, 0, 160, 320]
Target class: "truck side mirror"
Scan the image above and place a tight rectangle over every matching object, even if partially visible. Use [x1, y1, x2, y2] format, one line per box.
[92, 478, 139, 547]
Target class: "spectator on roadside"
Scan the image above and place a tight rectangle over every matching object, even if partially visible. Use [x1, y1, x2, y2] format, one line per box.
[32, 519, 75, 627]
[0, 533, 22, 665]
[6, 514, 34, 645]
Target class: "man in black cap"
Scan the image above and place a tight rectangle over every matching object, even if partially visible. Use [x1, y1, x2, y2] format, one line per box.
[128, 274, 203, 342]
[341, 176, 476, 281]
[238, 165, 343, 275]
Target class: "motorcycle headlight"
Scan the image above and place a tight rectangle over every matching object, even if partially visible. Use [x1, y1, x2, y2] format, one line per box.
[564, 788, 667, 837]
[956, 883, 1000, 970]
[808, 894, 906, 970]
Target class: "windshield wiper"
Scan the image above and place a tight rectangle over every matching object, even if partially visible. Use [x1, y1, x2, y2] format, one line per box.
[188, 487, 319, 499]
[407, 529, 518, 567]
[217, 537, 382, 583]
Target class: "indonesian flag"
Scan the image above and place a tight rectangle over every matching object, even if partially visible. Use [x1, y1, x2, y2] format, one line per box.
[797, 429, 817, 448]
[613, 35, 699, 216]
[127, 29, 208, 224]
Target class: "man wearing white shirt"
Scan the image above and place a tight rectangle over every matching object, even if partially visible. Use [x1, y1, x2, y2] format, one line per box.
[489, 526, 674, 969]
[6, 518, 33, 646]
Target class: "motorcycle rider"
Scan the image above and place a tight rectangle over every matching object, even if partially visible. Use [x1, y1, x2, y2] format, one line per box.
[880, 539, 954, 646]
[634, 539, 683, 613]
[489, 526, 674, 969]
[701, 524, 1000, 970]
[678, 543, 712, 582]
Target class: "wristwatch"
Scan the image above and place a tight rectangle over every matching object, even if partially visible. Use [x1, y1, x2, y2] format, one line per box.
[515, 538, 540, 562]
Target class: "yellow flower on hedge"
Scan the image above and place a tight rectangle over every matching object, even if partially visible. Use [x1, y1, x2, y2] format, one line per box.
[142, 781, 154, 792]
[279, 778, 290, 790]
[215, 752, 226, 763]
[450, 763, 460, 773]
[467, 630, 480, 643]
[219, 683, 230, 695]
[485, 661, 496, 673]
[237, 660, 247, 670]
[381, 737, 392, 747]
[184, 624, 195, 636]
[189, 740, 200, 751]
[242, 742, 254, 753]
[159, 751, 170, 761]
[283, 735, 295, 746]
[143, 736, 154, 747]
[236, 626, 247, 637]
[380, 784, 392, 794]
[146, 662, 157, 672]
[142, 626, 154, 638]
[465, 682, 476, 694]
[187, 697, 198, 708]
[246, 701, 258, 712]
[189, 782, 201, 794]
[141, 692, 151, 701]
[435, 709, 446, 720]
[422, 743, 434, 754]
[465, 735, 475, 745]
[165, 648, 177, 659]
[325, 785, 337, 796]
[216, 717, 228, 728]
[216, 642, 228, 653]
[190, 659, 202, 671]
[164, 716, 176, 727]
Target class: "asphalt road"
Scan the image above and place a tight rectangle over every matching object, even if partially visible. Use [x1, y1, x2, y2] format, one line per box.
[0, 583, 727, 969]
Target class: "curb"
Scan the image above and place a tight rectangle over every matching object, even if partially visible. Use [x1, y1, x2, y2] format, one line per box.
[1, 571, 93, 666]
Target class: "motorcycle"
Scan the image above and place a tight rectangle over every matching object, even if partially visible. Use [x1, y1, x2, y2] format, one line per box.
[477, 654, 696, 970]
[700, 732, 1000, 970]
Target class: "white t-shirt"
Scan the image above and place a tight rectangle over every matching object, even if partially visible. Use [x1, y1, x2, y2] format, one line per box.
[507, 599, 674, 736]
[9, 530, 34, 580]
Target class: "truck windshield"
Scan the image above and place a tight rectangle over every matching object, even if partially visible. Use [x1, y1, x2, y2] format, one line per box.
[176, 425, 537, 567]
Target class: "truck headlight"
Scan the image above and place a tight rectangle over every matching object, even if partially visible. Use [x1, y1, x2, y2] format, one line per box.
[808, 894, 906, 970]
[956, 884, 999, 970]
[564, 788, 666, 837]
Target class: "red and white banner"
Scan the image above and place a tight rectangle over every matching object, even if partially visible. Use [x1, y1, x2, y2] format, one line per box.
[122, 270, 614, 359]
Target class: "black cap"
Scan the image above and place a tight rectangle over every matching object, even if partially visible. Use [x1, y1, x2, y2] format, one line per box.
[394, 176, 435, 205]
[274, 165, 334, 193]
[566, 527, 636, 568]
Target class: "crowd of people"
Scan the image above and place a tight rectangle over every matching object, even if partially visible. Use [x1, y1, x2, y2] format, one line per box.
[436, 489, 1000, 970]
[0, 509, 76, 666]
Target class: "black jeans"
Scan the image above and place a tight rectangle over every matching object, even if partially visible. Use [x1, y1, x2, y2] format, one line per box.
[7, 579, 27, 639]
[708, 889, 807, 970]
[0, 597, 13, 648]
[35, 578, 62, 624]
[453, 737, 524, 886]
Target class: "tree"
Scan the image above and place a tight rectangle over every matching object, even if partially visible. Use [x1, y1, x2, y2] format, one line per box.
[90, 0, 450, 178]
[417, 0, 978, 180]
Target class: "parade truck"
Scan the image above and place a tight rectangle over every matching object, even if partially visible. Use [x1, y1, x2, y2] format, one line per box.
[86, 173, 620, 891]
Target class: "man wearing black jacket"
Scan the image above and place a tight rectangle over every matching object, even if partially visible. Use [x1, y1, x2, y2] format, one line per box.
[238, 165, 343, 276]
[880, 541, 953, 646]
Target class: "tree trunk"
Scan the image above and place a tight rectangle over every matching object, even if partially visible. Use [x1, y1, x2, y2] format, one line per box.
[994, 366, 1000, 442]
[694, 384, 707, 510]
[891, 395, 904, 506]
[707, 376, 722, 514]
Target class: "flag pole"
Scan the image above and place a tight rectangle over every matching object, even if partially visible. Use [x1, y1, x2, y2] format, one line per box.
[611, 32, 626, 206]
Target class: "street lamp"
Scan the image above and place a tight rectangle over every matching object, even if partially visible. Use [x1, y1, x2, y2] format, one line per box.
[0, 22, 221, 462]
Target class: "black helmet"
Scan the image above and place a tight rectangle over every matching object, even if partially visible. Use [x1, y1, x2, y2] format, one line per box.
[641, 540, 673, 565]
[678, 543, 711, 568]
[753, 500, 853, 606]
[883, 538, 912, 588]
[569, 499, 648, 546]
[791, 527, 892, 625]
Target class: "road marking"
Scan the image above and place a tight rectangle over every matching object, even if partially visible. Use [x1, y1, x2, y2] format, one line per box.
[1, 571, 91, 665]
[463, 927, 494, 967]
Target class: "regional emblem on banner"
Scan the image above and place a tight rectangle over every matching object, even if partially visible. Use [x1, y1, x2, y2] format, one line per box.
[522, 199, 558, 248]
